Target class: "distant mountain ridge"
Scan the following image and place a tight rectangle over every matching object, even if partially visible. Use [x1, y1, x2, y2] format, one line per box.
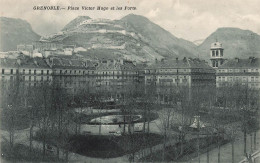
[198, 27, 260, 60]
[0, 17, 40, 52]
[41, 14, 198, 62]
[1, 16, 259, 62]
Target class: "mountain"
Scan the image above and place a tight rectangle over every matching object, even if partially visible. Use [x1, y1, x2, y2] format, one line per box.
[198, 28, 260, 60]
[41, 14, 198, 62]
[119, 14, 199, 58]
[193, 39, 204, 46]
[62, 16, 91, 31]
[0, 17, 41, 52]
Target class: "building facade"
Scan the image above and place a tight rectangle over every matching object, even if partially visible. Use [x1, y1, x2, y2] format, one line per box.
[0, 56, 53, 88]
[95, 59, 139, 98]
[144, 57, 216, 102]
[216, 57, 260, 88]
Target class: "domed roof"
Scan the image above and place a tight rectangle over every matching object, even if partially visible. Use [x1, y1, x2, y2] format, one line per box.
[210, 41, 223, 49]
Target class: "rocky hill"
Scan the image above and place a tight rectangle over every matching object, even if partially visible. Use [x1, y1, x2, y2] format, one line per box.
[0, 17, 40, 52]
[198, 28, 260, 60]
[41, 14, 198, 62]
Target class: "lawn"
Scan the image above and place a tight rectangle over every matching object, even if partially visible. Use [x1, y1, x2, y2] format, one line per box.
[68, 133, 164, 158]
[34, 132, 163, 158]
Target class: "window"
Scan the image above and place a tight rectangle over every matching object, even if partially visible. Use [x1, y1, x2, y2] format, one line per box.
[23, 76, 25, 81]
[216, 51, 218, 56]
[47, 70, 49, 75]
[212, 51, 215, 57]
[29, 76, 31, 81]
[10, 69, 13, 74]
[251, 77, 254, 82]
[2, 69, 4, 74]
[60, 70, 62, 74]
[10, 76, 13, 81]
[34, 70, 36, 75]
[23, 69, 25, 74]
[41, 70, 43, 75]
[29, 69, 31, 74]
[16, 69, 18, 74]
[34, 76, 36, 81]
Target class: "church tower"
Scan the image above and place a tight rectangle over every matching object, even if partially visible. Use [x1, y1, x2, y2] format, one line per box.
[210, 41, 225, 68]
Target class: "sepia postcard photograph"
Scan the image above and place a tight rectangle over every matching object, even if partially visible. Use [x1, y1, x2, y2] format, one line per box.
[0, 0, 259, 162]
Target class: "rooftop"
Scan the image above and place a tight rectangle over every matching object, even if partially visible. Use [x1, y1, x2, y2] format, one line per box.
[219, 57, 260, 68]
[210, 41, 223, 49]
[147, 58, 213, 69]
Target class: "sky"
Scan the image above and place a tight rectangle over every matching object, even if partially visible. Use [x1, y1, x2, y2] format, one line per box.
[1, 0, 260, 42]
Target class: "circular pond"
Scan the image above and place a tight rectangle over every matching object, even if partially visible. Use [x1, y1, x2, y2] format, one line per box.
[74, 111, 158, 125]
[90, 114, 142, 124]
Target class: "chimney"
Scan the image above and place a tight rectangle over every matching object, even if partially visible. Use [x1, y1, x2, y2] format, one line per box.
[33, 59, 38, 66]
[249, 57, 255, 63]
[235, 58, 239, 63]
[120, 59, 124, 65]
[50, 57, 54, 67]
[161, 58, 164, 63]
[17, 58, 21, 65]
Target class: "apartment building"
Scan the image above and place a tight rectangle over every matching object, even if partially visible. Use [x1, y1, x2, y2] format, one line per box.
[216, 57, 260, 88]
